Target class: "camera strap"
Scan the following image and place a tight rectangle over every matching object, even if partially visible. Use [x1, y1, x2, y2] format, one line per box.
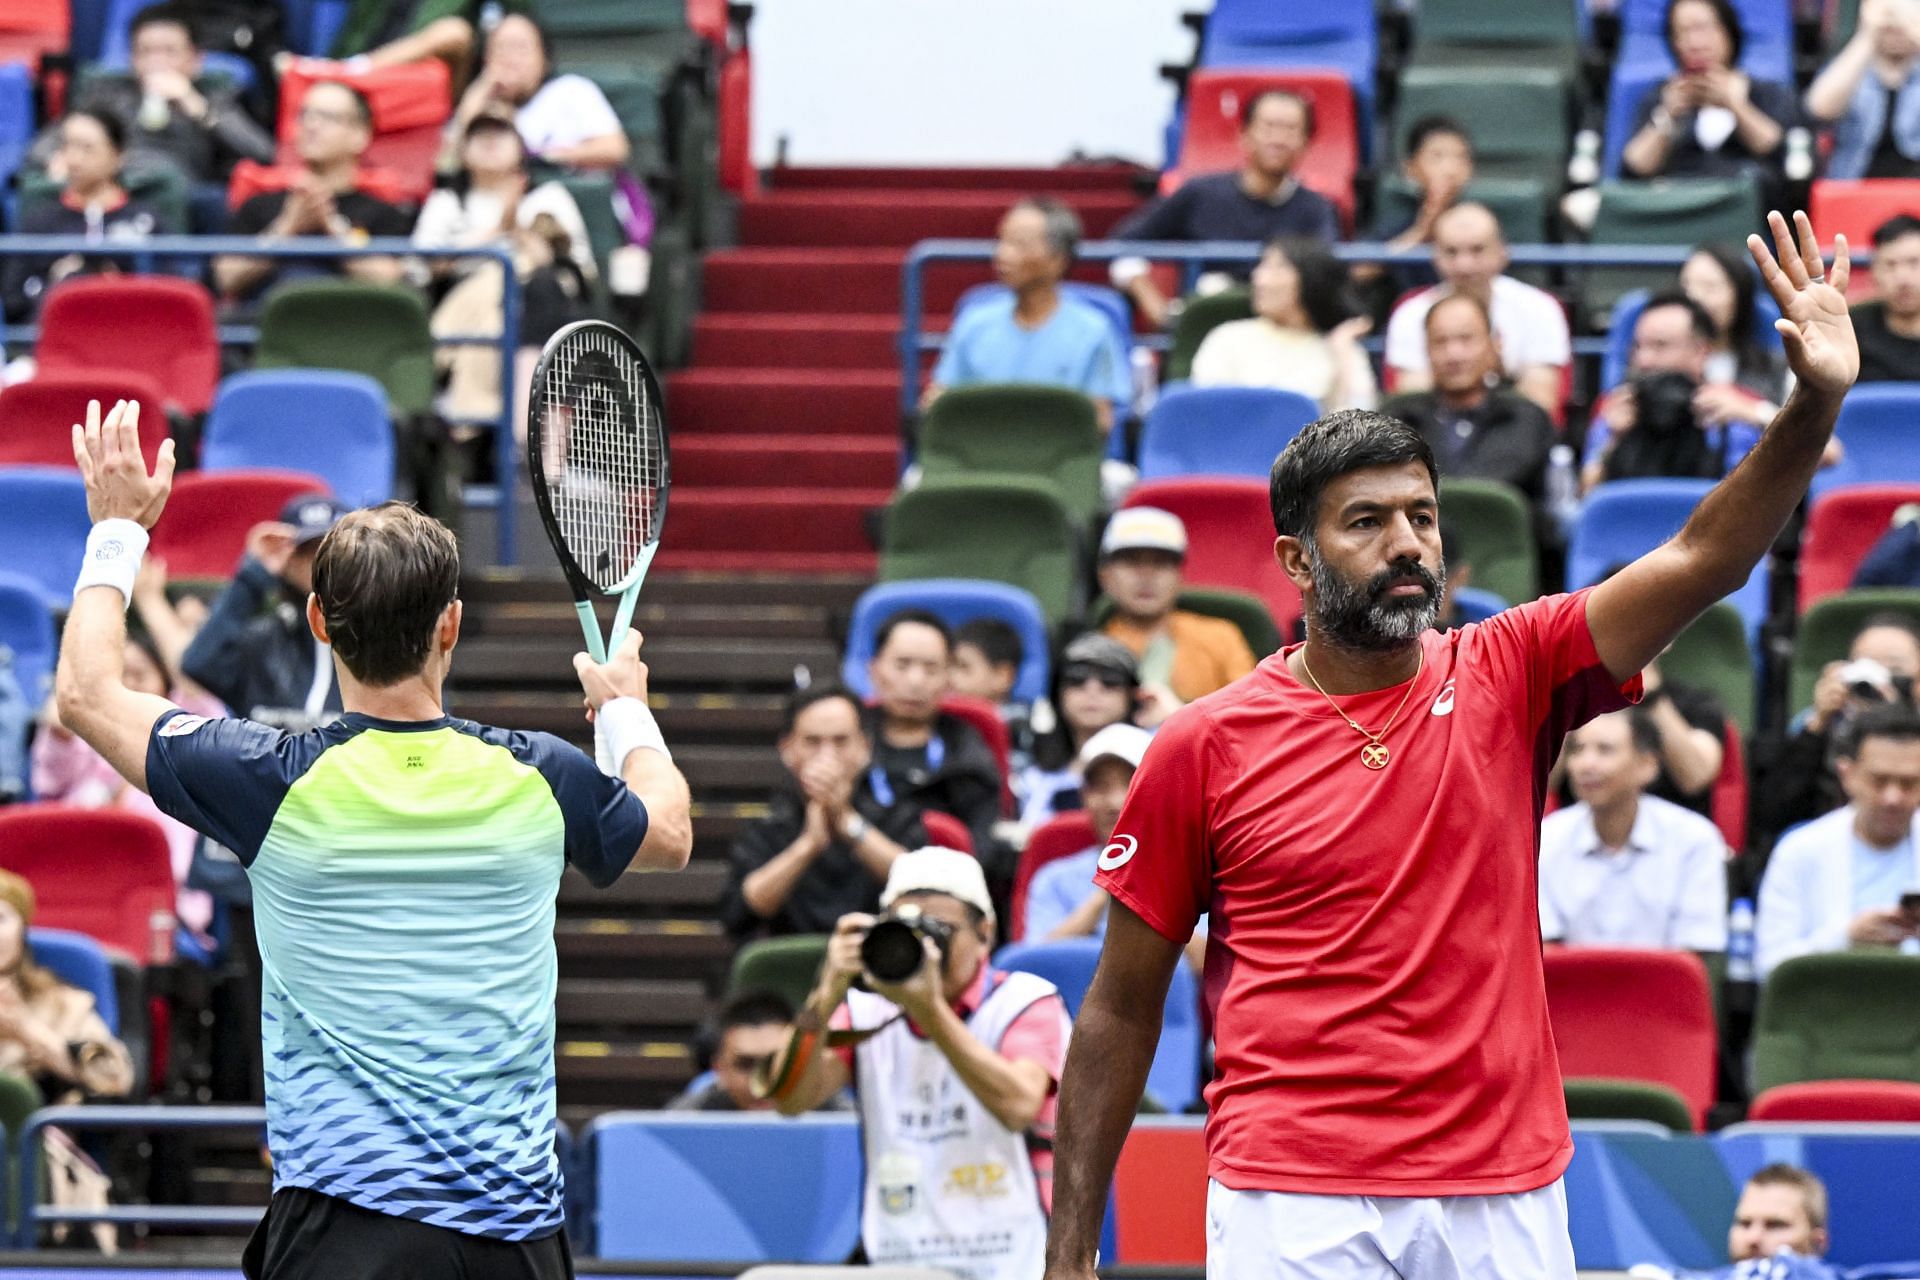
[752, 1014, 904, 1104]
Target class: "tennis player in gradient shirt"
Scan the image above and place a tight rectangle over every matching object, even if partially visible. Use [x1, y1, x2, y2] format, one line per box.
[1043, 211, 1861, 1280]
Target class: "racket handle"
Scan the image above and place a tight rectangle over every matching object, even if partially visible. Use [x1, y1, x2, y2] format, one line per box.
[607, 582, 642, 656]
[575, 601, 607, 664]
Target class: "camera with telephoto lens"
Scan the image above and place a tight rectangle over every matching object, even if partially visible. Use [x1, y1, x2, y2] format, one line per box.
[859, 904, 957, 985]
[1631, 370, 1700, 437]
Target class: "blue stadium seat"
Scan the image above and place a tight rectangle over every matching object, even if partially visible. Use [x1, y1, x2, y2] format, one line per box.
[1569, 479, 1769, 636]
[994, 937, 1204, 1113]
[0, 469, 92, 609]
[0, 570, 55, 710]
[953, 282, 1132, 354]
[1138, 383, 1317, 481]
[1613, 0, 1793, 84]
[1601, 288, 1784, 389]
[201, 370, 395, 508]
[1451, 586, 1509, 624]
[1810, 383, 1920, 498]
[1198, 0, 1376, 145]
[0, 63, 33, 190]
[842, 579, 1052, 703]
[29, 929, 118, 1034]
[68, 0, 114, 62]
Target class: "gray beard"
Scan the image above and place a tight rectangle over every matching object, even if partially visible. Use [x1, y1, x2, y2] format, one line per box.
[1305, 541, 1446, 653]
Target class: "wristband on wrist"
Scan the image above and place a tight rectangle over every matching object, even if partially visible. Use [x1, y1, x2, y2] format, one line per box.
[73, 520, 149, 606]
[594, 696, 670, 775]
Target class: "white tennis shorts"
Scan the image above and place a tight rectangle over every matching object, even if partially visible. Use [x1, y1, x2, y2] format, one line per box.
[1204, 1176, 1576, 1279]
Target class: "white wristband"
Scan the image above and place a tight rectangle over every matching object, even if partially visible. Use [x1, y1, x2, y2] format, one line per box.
[595, 696, 670, 775]
[73, 520, 149, 606]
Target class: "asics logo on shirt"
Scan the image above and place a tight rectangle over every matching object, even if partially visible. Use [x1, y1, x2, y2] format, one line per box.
[1431, 680, 1457, 717]
[1097, 835, 1138, 870]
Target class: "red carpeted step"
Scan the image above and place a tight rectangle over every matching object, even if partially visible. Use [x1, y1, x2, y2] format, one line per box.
[674, 435, 899, 488]
[739, 190, 1141, 248]
[702, 249, 998, 316]
[665, 487, 889, 556]
[691, 313, 898, 369]
[666, 369, 900, 437]
[655, 548, 878, 574]
[768, 165, 1152, 193]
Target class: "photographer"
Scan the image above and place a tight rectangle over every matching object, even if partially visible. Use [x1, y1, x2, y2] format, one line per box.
[762, 849, 1070, 1280]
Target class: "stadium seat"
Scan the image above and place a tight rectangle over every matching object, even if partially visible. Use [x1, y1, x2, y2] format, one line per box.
[1544, 947, 1717, 1130]
[149, 470, 333, 582]
[1787, 588, 1920, 714]
[0, 468, 91, 608]
[1138, 384, 1317, 481]
[1710, 725, 1748, 851]
[1752, 953, 1920, 1094]
[35, 277, 221, 417]
[0, 372, 170, 471]
[954, 283, 1132, 353]
[1563, 1078, 1695, 1132]
[1569, 479, 1769, 638]
[1661, 602, 1756, 736]
[1614, 0, 1794, 85]
[918, 810, 974, 855]
[1585, 178, 1764, 316]
[1800, 486, 1920, 612]
[1166, 290, 1254, 384]
[1164, 70, 1360, 226]
[1748, 1079, 1920, 1122]
[1810, 178, 1920, 254]
[1811, 384, 1920, 497]
[1092, 588, 1282, 659]
[201, 371, 396, 508]
[1372, 176, 1549, 249]
[1197, 0, 1376, 139]
[1600, 288, 1784, 391]
[0, 570, 56, 709]
[1450, 587, 1508, 624]
[1010, 813, 1098, 943]
[916, 385, 1104, 525]
[553, 173, 626, 282]
[30, 928, 119, 1034]
[255, 281, 436, 417]
[940, 695, 1013, 815]
[1410, 0, 1581, 76]
[841, 579, 1052, 703]
[587, 67, 673, 178]
[881, 479, 1081, 625]
[0, 0, 68, 64]
[0, 806, 176, 962]
[1440, 478, 1540, 607]
[0, 63, 33, 187]
[727, 935, 828, 1012]
[1123, 478, 1303, 636]
[1391, 66, 1571, 192]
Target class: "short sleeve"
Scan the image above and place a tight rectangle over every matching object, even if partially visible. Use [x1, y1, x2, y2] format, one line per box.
[931, 309, 976, 386]
[145, 710, 300, 864]
[1384, 295, 1430, 372]
[999, 993, 1070, 1081]
[511, 731, 650, 888]
[1092, 705, 1215, 945]
[1511, 289, 1571, 367]
[557, 75, 623, 141]
[1465, 589, 1642, 749]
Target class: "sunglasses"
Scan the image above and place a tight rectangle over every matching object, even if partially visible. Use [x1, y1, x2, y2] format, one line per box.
[1062, 664, 1129, 690]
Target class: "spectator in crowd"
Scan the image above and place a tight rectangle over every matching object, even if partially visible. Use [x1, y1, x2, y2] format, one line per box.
[1850, 214, 1920, 381]
[1805, 0, 1920, 180]
[1022, 724, 1152, 942]
[446, 13, 629, 175]
[668, 992, 846, 1113]
[949, 619, 1024, 712]
[923, 198, 1130, 434]
[1097, 508, 1256, 712]
[1189, 235, 1376, 411]
[1381, 292, 1555, 522]
[1757, 704, 1920, 978]
[769, 850, 1071, 1280]
[1639, 655, 1730, 818]
[211, 82, 410, 304]
[1681, 242, 1791, 401]
[1621, 0, 1796, 188]
[2, 110, 165, 321]
[1365, 115, 1475, 291]
[326, 0, 477, 70]
[1382, 203, 1571, 416]
[181, 496, 349, 731]
[1753, 613, 1920, 852]
[1108, 90, 1339, 329]
[1538, 709, 1729, 950]
[1638, 1165, 1837, 1279]
[1852, 507, 1920, 589]
[723, 683, 926, 940]
[864, 611, 1005, 856]
[1016, 635, 1141, 830]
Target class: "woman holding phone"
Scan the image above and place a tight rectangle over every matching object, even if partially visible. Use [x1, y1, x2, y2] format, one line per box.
[1623, 0, 1798, 185]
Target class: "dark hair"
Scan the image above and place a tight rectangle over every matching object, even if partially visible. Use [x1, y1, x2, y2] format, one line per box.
[1624, 707, 1663, 757]
[1683, 243, 1759, 355]
[955, 618, 1023, 672]
[1011, 196, 1081, 263]
[1640, 289, 1718, 344]
[123, 626, 170, 694]
[1854, 610, 1920, 652]
[1262, 234, 1356, 334]
[1665, 0, 1743, 66]
[1406, 115, 1471, 157]
[1423, 289, 1494, 337]
[1269, 410, 1440, 542]
[1241, 88, 1315, 138]
[308, 80, 374, 129]
[1031, 633, 1138, 772]
[781, 681, 867, 737]
[1439, 522, 1463, 567]
[65, 107, 126, 155]
[1836, 703, 1920, 760]
[311, 503, 461, 686]
[874, 608, 953, 657]
[1874, 214, 1920, 248]
[493, 10, 554, 77]
[451, 112, 528, 194]
[718, 990, 794, 1033]
[129, 2, 196, 46]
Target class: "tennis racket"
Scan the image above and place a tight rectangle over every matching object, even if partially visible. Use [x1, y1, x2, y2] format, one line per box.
[526, 320, 670, 664]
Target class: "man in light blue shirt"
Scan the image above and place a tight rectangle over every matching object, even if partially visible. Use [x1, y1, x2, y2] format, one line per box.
[924, 197, 1131, 434]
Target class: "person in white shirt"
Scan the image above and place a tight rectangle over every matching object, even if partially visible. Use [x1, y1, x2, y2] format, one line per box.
[1190, 235, 1376, 411]
[442, 13, 628, 175]
[1539, 708, 1729, 950]
[1383, 202, 1570, 416]
[1756, 704, 1920, 979]
[412, 113, 596, 285]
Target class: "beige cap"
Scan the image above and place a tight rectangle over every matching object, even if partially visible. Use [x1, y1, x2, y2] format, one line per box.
[880, 847, 995, 924]
[1100, 506, 1187, 559]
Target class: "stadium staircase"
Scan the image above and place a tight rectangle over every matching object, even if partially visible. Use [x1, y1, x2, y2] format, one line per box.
[660, 165, 1145, 574]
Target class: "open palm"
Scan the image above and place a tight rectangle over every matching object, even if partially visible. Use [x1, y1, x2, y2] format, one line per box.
[1748, 209, 1860, 398]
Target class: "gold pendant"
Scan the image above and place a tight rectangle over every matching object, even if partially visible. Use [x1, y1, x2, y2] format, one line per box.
[1360, 742, 1390, 770]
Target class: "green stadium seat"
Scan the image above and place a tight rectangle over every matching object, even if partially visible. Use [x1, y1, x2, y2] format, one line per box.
[1166, 289, 1253, 384]
[1585, 177, 1763, 319]
[882, 478, 1081, 625]
[1093, 587, 1282, 659]
[917, 385, 1103, 526]
[585, 68, 670, 179]
[1372, 176, 1549, 248]
[1752, 952, 1920, 1095]
[1661, 602, 1755, 737]
[1563, 1078, 1695, 1132]
[1787, 588, 1920, 715]
[529, 0, 695, 74]
[1440, 478, 1540, 606]
[254, 280, 435, 416]
[553, 172, 624, 283]
[1410, 0, 1581, 77]
[1391, 67, 1572, 193]
[728, 935, 828, 1013]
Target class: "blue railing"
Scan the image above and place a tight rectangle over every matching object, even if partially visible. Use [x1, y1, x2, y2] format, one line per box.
[0, 236, 522, 566]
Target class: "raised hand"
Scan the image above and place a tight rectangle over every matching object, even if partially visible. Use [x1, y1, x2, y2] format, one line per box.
[70, 399, 175, 529]
[1747, 210, 1860, 399]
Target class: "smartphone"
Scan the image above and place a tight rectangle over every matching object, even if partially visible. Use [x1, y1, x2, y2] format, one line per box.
[1900, 891, 1920, 916]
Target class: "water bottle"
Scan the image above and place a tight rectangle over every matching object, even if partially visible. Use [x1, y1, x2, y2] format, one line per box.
[137, 91, 169, 133]
[1567, 129, 1601, 188]
[1784, 127, 1814, 183]
[1545, 443, 1581, 540]
[1726, 897, 1756, 984]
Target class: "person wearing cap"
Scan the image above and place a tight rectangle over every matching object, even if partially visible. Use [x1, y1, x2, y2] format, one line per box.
[768, 848, 1072, 1280]
[1015, 634, 1143, 830]
[1098, 507, 1258, 707]
[182, 493, 350, 732]
[1023, 724, 1151, 942]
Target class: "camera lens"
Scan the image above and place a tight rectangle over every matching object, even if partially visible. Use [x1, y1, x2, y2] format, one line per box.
[861, 919, 925, 983]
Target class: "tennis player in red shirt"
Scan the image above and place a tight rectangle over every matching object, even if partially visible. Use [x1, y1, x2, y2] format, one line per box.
[1044, 211, 1859, 1279]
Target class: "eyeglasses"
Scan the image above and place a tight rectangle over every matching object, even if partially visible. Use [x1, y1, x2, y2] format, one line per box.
[298, 106, 357, 126]
[1062, 664, 1128, 690]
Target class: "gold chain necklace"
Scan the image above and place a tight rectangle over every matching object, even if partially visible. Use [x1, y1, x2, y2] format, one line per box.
[1297, 649, 1425, 770]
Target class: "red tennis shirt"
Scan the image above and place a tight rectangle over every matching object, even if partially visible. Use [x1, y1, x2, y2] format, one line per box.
[1095, 589, 1639, 1198]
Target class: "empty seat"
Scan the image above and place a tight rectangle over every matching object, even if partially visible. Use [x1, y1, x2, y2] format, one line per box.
[29, 928, 119, 1033]
[881, 479, 1081, 625]
[727, 935, 828, 1012]
[0, 571, 56, 709]
[1139, 384, 1317, 481]
[842, 580, 1052, 703]
[1787, 588, 1920, 714]
[919, 810, 974, 855]
[1748, 1079, 1920, 1122]
[1810, 383, 1920, 497]
[1800, 485, 1920, 612]
[149, 470, 333, 581]
[1752, 953, 1920, 1094]
[1601, 287, 1782, 391]
[1411, 0, 1581, 75]
[1661, 601, 1756, 736]
[1440, 478, 1540, 607]
[1392, 66, 1571, 191]
[0, 0, 69, 64]
[1810, 179, 1920, 263]
[0, 372, 170, 470]
[1544, 947, 1717, 1130]
[0, 468, 91, 608]
[1166, 290, 1254, 383]
[917, 385, 1104, 525]
[0, 805, 176, 962]
[35, 277, 221, 417]
[1010, 813, 1098, 943]
[0, 63, 34, 186]
[201, 370, 395, 508]
[1124, 477, 1303, 635]
[1166, 69, 1360, 226]
[255, 281, 436, 416]
[1585, 178, 1763, 315]
[1569, 479, 1769, 638]
[1563, 1078, 1695, 1132]
[1198, 0, 1376, 137]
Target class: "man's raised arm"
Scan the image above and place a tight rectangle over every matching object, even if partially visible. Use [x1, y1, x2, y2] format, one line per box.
[1588, 210, 1860, 683]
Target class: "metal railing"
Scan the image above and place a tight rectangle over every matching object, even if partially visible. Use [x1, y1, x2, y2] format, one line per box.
[0, 236, 522, 565]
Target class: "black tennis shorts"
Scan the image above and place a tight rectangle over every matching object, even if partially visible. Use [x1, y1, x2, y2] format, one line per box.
[243, 1185, 574, 1280]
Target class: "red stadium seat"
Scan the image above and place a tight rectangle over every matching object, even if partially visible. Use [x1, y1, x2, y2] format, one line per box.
[1544, 947, 1718, 1131]
[35, 277, 221, 417]
[150, 470, 332, 580]
[0, 0, 68, 63]
[1124, 478, 1303, 636]
[1748, 1079, 1920, 1122]
[940, 695, 1012, 814]
[1011, 813, 1097, 941]
[1799, 485, 1920, 611]
[1709, 722, 1747, 853]
[0, 806, 175, 963]
[1162, 70, 1358, 233]
[919, 810, 974, 854]
[1810, 179, 1920, 299]
[0, 372, 169, 469]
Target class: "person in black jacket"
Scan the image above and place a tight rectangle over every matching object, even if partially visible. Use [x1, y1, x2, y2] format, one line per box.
[180, 494, 347, 731]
